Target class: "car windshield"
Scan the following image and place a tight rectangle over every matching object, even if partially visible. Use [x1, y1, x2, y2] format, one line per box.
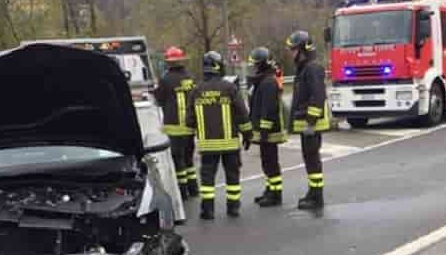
[332, 10, 412, 47]
[0, 146, 122, 168]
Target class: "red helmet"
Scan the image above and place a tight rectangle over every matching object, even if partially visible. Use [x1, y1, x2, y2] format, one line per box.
[164, 46, 187, 62]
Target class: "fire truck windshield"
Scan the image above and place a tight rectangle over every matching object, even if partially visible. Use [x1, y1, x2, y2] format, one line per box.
[332, 10, 412, 47]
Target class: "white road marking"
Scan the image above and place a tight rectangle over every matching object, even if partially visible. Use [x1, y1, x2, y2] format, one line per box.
[215, 123, 446, 188]
[282, 138, 362, 156]
[217, 123, 446, 254]
[353, 129, 423, 137]
[380, 224, 446, 255]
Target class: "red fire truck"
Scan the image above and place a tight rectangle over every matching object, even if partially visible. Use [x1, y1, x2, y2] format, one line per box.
[325, 0, 446, 127]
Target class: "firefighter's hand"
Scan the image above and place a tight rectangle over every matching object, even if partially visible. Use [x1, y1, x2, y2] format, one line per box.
[302, 125, 315, 136]
[260, 131, 269, 143]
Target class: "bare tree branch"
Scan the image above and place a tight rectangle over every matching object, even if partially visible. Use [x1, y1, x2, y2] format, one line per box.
[3, 0, 20, 42]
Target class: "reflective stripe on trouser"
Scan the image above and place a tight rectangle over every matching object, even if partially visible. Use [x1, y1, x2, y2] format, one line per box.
[267, 175, 283, 191]
[200, 152, 240, 201]
[308, 173, 324, 188]
[176, 169, 188, 184]
[260, 143, 282, 190]
[226, 184, 241, 201]
[170, 136, 192, 185]
[200, 185, 215, 200]
[186, 167, 197, 180]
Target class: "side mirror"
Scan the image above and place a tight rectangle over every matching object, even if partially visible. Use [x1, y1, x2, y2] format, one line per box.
[323, 27, 332, 43]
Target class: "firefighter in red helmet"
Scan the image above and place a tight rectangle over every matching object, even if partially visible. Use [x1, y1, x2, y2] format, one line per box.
[153, 46, 199, 201]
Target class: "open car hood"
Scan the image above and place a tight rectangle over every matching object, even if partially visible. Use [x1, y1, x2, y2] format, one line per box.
[0, 44, 144, 158]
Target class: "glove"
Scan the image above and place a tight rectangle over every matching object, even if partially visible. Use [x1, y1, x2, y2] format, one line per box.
[307, 115, 318, 126]
[302, 125, 315, 136]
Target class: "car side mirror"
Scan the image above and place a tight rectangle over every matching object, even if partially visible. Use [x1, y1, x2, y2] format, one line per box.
[323, 27, 332, 43]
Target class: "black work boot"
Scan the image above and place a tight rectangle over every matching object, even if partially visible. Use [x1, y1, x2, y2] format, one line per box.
[187, 179, 200, 197]
[179, 184, 189, 201]
[227, 200, 241, 218]
[258, 191, 282, 207]
[297, 188, 324, 210]
[200, 200, 214, 220]
[254, 188, 269, 203]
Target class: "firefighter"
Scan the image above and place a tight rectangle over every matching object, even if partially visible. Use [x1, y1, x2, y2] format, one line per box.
[286, 30, 330, 210]
[186, 51, 252, 220]
[247, 47, 288, 207]
[153, 46, 199, 201]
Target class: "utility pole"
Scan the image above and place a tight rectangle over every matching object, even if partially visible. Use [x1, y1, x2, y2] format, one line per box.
[222, 0, 230, 72]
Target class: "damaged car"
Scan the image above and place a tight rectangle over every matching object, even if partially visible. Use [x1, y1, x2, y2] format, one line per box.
[0, 44, 188, 255]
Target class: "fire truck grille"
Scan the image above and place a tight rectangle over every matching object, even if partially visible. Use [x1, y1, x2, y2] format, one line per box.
[344, 65, 392, 77]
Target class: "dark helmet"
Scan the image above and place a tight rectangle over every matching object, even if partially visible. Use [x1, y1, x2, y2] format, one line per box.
[286, 30, 316, 52]
[248, 47, 276, 73]
[203, 51, 225, 75]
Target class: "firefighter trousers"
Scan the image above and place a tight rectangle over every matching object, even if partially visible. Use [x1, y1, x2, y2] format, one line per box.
[259, 143, 283, 192]
[199, 151, 241, 210]
[169, 136, 198, 190]
[300, 133, 324, 189]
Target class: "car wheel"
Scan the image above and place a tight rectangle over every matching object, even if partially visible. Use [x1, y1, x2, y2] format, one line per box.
[420, 83, 444, 127]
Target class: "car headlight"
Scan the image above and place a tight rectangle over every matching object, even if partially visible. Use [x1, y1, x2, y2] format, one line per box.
[396, 91, 412, 101]
[330, 93, 341, 101]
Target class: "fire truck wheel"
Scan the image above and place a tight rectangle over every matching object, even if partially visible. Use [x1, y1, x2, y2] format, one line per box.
[422, 83, 444, 127]
[346, 117, 368, 128]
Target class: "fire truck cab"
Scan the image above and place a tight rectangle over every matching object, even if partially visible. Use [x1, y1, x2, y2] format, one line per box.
[325, 0, 446, 127]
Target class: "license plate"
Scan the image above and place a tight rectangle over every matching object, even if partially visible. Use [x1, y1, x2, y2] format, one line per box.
[361, 94, 375, 100]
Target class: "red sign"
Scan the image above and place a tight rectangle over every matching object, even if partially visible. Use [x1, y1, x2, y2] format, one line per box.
[228, 34, 242, 50]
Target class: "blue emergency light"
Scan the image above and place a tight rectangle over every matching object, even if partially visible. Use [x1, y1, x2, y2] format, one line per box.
[343, 64, 393, 77]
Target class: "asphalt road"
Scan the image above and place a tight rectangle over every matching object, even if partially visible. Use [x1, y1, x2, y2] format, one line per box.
[175, 119, 446, 255]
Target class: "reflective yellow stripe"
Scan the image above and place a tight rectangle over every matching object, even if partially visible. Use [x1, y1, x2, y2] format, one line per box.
[309, 173, 323, 179]
[309, 180, 324, 188]
[222, 103, 232, 139]
[186, 167, 197, 179]
[176, 92, 186, 125]
[269, 176, 282, 183]
[307, 106, 322, 117]
[201, 185, 215, 199]
[177, 170, 187, 177]
[268, 175, 283, 191]
[226, 185, 241, 192]
[279, 101, 285, 130]
[227, 194, 241, 201]
[195, 105, 205, 140]
[269, 184, 283, 191]
[201, 193, 215, 199]
[260, 119, 273, 129]
[200, 186, 215, 192]
[162, 125, 194, 136]
[180, 79, 195, 91]
[239, 122, 252, 132]
[197, 138, 239, 152]
[176, 170, 188, 184]
[292, 101, 331, 133]
[252, 131, 287, 143]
